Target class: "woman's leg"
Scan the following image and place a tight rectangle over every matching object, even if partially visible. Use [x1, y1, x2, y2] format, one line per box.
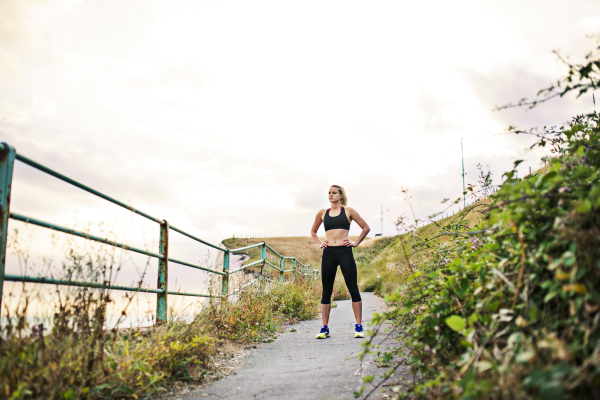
[320, 248, 337, 326]
[339, 248, 362, 324]
[321, 303, 332, 326]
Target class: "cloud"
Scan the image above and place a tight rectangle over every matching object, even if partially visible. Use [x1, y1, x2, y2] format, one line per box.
[2, 0, 600, 305]
[417, 90, 459, 136]
[0, 100, 31, 125]
[126, 65, 207, 90]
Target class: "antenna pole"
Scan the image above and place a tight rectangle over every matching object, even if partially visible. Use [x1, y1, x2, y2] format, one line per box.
[381, 204, 383, 236]
[461, 138, 466, 208]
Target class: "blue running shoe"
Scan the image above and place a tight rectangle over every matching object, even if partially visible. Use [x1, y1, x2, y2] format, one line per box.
[355, 324, 365, 338]
[316, 325, 330, 339]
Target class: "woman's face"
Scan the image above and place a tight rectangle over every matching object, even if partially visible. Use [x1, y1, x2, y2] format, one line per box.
[328, 187, 342, 203]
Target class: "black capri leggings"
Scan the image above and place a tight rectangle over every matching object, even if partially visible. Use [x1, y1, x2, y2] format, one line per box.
[320, 246, 362, 304]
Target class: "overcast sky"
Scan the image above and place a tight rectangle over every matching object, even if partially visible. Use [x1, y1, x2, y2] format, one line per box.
[1, 0, 599, 314]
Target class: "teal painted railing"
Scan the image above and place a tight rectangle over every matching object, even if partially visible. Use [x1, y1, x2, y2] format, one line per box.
[0, 142, 319, 322]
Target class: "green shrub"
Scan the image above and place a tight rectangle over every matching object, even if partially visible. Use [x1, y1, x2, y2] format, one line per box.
[358, 116, 600, 399]
[363, 275, 382, 292]
[358, 42, 600, 399]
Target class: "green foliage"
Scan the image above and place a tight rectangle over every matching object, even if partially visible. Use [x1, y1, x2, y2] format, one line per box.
[358, 115, 600, 399]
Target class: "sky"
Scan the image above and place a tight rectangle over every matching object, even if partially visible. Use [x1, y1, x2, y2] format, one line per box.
[1, 0, 599, 316]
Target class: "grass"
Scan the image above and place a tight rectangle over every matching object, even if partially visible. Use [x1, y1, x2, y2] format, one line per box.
[223, 235, 369, 271]
[355, 204, 485, 296]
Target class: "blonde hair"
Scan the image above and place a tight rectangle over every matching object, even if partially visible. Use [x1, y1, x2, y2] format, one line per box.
[331, 185, 348, 207]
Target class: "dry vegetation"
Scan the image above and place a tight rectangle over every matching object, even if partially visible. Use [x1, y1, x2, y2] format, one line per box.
[1, 249, 321, 400]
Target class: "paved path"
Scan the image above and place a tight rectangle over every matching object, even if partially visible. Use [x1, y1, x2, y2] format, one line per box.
[182, 292, 392, 400]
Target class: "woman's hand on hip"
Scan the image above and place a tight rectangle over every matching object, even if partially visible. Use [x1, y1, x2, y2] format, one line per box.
[343, 239, 357, 247]
[320, 240, 329, 249]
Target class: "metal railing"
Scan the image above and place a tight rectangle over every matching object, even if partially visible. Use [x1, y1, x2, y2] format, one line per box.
[0, 142, 319, 322]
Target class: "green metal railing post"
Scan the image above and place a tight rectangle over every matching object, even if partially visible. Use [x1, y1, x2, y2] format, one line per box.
[260, 242, 266, 277]
[279, 256, 284, 282]
[157, 220, 169, 323]
[292, 258, 296, 281]
[0, 143, 15, 312]
[221, 250, 230, 296]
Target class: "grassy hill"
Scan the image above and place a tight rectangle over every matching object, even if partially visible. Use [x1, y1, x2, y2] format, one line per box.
[222, 235, 373, 301]
[222, 235, 370, 271]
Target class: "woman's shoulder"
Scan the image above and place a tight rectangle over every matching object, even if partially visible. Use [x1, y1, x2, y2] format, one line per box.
[344, 206, 356, 214]
[316, 209, 327, 217]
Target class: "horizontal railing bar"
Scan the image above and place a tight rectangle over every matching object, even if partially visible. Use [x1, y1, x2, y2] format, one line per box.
[263, 260, 282, 271]
[10, 213, 164, 259]
[4, 274, 163, 293]
[227, 278, 259, 296]
[166, 290, 218, 298]
[282, 269, 294, 272]
[14, 153, 163, 224]
[282, 256, 295, 259]
[169, 224, 227, 252]
[230, 259, 263, 274]
[230, 242, 265, 253]
[265, 243, 283, 258]
[168, 257, 225, 275]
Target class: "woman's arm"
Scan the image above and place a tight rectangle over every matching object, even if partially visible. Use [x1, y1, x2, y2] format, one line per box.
[344, 207, 370, 247]
[311, 210, 328, 249]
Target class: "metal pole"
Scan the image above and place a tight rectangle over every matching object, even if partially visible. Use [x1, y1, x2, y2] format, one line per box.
[279, 256, 284, 282]
[461, 138, 466, 208]
[261, 243, 266, 278]
[0, 143, 16, 312]
[157, 220, 169, 323]
[221, 250, 230, 296]
[292, 258, 296, 281]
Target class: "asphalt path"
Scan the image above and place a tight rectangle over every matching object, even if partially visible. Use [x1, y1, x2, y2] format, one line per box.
[180, 292, 396, 400]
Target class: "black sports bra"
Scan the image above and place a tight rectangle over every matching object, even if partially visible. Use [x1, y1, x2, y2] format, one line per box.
[324, 207, 351, 231]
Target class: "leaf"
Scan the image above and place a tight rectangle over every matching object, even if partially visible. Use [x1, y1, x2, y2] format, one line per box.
[353, 386, 365, 399]
[540, 381, 564, 400]
[555, 270, 569, 280]
[445, 316, 466, 332]
[577, 199, 592, 213]
[544, 291, 558, 303]
[562, 283, 588, 294]
[516, 351, 536, 363]
[477, 361, 492, 372]
[362, 374, 374, 383]
[63, 389, 74, 400]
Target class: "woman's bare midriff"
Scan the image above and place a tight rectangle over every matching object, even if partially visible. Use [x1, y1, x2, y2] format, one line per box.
[325, 229, 349, 246]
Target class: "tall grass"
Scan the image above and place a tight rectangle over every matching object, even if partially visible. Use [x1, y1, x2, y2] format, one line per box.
[1, 236, 321, 400]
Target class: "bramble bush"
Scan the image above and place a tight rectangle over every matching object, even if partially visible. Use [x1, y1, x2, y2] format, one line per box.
[357, 43, 600, 399]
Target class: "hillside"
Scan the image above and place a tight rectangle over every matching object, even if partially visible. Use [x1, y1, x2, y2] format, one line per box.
[222, 235, 371, 271]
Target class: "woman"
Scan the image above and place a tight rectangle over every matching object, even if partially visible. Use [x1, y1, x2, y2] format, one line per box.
[310, 185, 370, 339]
